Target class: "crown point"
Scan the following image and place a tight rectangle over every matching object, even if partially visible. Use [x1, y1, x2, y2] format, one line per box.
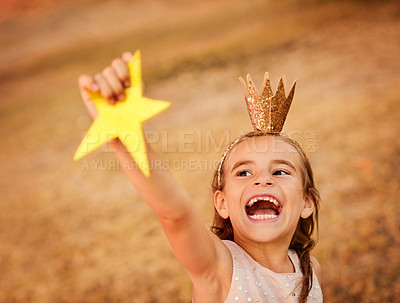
[242, 73, 295, 133]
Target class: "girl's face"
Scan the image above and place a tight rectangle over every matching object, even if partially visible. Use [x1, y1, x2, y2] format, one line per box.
[214, 136, 314, 246]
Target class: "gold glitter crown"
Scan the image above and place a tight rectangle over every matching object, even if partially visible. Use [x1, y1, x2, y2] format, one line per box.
[239, 72, 296, 133]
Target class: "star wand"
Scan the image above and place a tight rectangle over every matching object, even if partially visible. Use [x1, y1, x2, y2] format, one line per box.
[74, 51, 171, 177]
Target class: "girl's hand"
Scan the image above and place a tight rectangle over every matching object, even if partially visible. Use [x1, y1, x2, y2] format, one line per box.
[77, 52, 133, 120]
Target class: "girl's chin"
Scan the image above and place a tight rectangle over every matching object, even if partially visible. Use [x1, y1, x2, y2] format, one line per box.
[240, 232, 283, 245]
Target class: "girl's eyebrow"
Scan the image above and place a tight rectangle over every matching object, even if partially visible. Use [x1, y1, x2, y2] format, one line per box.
[271, 159, 297, 172]
[230, 160, 255, 173]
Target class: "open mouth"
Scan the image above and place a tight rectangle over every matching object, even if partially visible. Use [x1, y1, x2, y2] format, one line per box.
[245, 196, 282, 221]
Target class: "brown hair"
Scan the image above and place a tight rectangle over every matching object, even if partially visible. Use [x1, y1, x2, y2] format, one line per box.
[210, 131, 320, 303]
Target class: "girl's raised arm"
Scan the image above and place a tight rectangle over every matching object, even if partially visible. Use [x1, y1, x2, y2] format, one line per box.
[77, 52, 232, 299]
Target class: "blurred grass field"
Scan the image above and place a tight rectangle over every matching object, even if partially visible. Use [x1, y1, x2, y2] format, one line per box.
[1, 0, 399, 302]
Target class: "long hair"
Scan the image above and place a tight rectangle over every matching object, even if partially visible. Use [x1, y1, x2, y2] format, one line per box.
[210, 131, 320, 303]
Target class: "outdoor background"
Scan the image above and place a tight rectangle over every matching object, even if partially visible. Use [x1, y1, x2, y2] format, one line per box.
[1, 0, 399, 302]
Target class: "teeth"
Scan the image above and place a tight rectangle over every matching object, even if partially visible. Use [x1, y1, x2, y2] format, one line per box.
[247, 197, 280, 208]
[249, 214, 278, 220]
[247, 198, 257, 208]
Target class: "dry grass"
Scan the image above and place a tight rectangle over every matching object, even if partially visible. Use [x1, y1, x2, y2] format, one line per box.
[1, 0, 399, 302]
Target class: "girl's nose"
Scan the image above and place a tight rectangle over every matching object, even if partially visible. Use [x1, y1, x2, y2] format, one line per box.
[253, 175, 275, 187]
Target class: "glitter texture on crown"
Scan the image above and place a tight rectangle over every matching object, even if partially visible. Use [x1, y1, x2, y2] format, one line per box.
[239, 73, 296, 133]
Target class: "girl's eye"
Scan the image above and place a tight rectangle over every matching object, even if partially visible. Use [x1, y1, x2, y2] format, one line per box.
[236, 170, 252, 177]
[273, 169, 290, 176]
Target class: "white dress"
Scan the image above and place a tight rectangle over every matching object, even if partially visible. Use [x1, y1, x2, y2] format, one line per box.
[222, 240, 323, 302]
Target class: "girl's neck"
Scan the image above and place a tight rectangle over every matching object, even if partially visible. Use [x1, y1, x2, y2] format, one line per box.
[234, 238, 294, 274]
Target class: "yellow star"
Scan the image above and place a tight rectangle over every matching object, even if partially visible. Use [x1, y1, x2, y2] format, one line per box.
[74, 51, 171, 177]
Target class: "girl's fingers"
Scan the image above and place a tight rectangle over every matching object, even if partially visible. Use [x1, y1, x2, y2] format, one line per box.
[122, 51, 133, 64]
[79, 52, 132, 107]
[111, 58, 130, 89]
[94, 72, 116, 104]
[77, 74, 99, 106]
[78, 74, 99, 94]
[77, 74, 99, 119]
[102, 66, 126, 101]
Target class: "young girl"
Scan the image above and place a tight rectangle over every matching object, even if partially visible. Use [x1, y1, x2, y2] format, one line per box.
[77, 52, 323, 302]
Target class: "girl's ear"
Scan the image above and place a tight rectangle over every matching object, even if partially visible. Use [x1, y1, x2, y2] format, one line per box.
[300, 195, 315, 219]
[214, 190, 229, 219]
